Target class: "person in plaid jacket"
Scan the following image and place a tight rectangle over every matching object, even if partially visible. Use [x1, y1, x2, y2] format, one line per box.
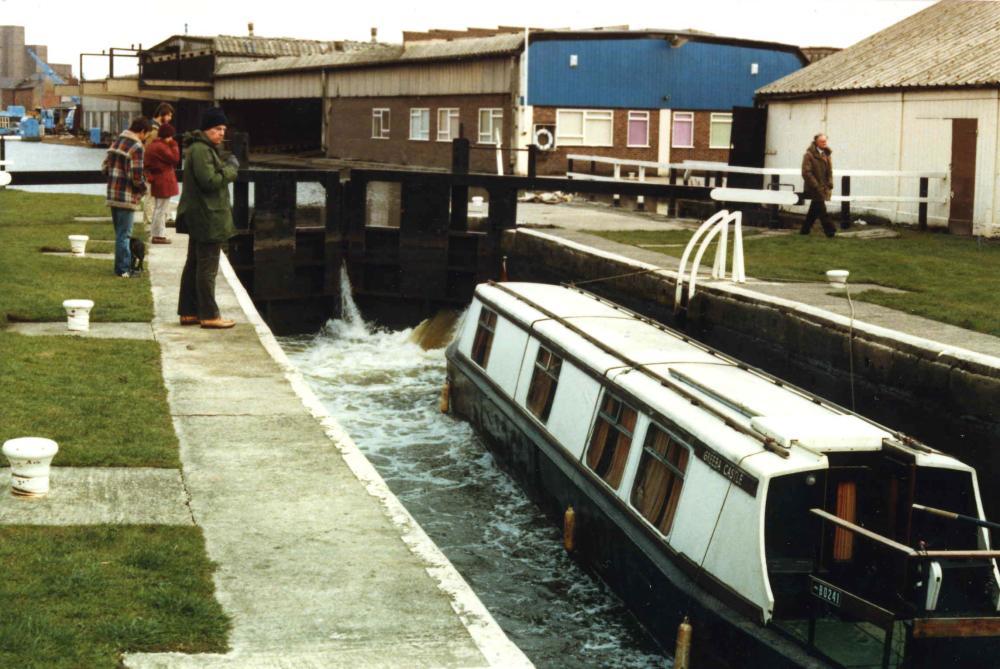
[102, 117, 150, 276]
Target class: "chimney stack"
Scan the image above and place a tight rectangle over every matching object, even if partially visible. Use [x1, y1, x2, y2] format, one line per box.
[248, 22, 255, 37]
[371, 27, 378, 43]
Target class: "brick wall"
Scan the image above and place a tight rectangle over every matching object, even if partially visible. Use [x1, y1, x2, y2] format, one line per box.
[668, 109, 731, 163]
[327, 94, 513, 173]
[531, 107, 660, 176]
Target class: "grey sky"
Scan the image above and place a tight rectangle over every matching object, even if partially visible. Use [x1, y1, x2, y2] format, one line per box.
[2, 0, 935, 76]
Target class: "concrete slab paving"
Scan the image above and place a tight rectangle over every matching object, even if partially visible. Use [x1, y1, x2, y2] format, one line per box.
[518, 200, 694, 231]
[126, 230, 530, 668]
[0, 467, 191, 525]
[6, 322, 155, 340]
[73, 216, 112, 222]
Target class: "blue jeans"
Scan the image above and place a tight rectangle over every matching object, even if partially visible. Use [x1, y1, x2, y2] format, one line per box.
[111, 207, 134, 275]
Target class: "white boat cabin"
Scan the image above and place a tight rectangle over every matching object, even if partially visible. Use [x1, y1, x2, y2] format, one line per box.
[452, 282, 999, 633]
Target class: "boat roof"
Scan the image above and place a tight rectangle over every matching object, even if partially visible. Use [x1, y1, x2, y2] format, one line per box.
[477, 283, 966, 477]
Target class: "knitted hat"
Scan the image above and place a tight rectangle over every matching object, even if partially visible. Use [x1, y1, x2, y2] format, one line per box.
[199, 107, 228, 131]
[158, 123, 176, 139]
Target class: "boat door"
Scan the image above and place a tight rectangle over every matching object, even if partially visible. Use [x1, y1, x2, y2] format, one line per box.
[948, 118, 977, 236]
[808, 462, 913, 669]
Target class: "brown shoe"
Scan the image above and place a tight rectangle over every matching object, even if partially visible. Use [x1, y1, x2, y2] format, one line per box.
[152, 237, 172, 244]
[200, 318, 235, 329]
[179, 315, 199, 326]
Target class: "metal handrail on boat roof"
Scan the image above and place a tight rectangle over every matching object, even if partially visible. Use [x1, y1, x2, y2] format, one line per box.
[810, 509, 1000, 559]
[485, 281, 939, 461]
[486, 281, 792, 459]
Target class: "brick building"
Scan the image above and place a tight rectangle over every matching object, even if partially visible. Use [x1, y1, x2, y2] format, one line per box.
[216, 28, 805, 175]
[0, 25, 75, 111]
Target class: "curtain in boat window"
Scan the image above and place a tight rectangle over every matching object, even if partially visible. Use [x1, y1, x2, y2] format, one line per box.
[833, 481, 857, 561]
[632, 424, 689, 536]
[526, 347, 562, 422]
[586, 393, 637, 489]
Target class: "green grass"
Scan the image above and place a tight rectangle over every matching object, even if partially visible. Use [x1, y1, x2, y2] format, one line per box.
[0, 526, 230, 668]
[0, 191, 177, 466]
[0, 190, 151, 325]
[0, 332, 179, 466]
[591, 227, 1000, 336]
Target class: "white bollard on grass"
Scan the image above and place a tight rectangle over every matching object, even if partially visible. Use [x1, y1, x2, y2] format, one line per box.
[68, 235, 89, 256]
[826, 269, 850, 290]
[3, 437, 59, 497]
[63, 299, 95, 331]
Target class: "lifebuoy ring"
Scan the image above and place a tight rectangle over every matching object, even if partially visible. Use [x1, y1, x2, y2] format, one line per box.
[534, 127, 554, 151]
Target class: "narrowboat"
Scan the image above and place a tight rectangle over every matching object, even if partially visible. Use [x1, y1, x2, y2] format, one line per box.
[445, 282, 1000, 669]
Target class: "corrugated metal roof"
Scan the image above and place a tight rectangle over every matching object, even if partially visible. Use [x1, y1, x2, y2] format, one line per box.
[215, 34, 524, 78]
[757, 0, 1000, 97]
[145, 34, 373, 58]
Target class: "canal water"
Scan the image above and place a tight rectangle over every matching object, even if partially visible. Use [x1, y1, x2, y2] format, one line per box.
[279, 276, 671, 669]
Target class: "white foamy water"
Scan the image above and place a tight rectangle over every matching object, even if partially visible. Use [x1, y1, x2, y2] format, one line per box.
[280, 271, 669, 668]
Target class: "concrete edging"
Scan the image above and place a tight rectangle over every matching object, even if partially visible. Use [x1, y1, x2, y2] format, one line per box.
[216, 253, 532, 668]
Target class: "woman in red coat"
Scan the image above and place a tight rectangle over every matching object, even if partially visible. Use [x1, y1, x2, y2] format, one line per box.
[144, 122, 181, 244]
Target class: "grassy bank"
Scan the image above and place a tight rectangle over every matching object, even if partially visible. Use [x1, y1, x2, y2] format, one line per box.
[0, 190, 151, 324]
[0, 526, 229, 668]
[592, 227, 1000, 336]
[0, 191, 176, 466]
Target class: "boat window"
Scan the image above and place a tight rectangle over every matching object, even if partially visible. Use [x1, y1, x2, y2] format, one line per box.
[471, 308, 497, 368]
[525, 346, 562, 422]
[585, 392, 638, 489]
[833, 481, 857, 562]
[631, 423, 689, 536]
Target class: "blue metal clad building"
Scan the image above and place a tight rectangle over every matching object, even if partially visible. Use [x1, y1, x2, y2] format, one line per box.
[528, 36, 805, 110]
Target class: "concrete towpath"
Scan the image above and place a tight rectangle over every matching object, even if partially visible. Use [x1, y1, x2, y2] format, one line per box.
[125, 231, 531, 668]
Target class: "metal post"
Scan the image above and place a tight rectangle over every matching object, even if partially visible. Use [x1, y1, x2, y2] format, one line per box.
[613, 164, 621, 207]
[527, 144, 537, 179]
[567, 156, 574, 176]
[769, 174, 780, 228]
[840, 175, 851, 229]
[669, 168, 678, 217]
[1, 136, 5, 172]
[637, 166, 646, 211]
[451, 138, 470, 175]
[918, 177, 929, 230]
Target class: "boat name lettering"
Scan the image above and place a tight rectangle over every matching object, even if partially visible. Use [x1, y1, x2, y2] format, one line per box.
[811, 579, 842, 608]
[695, 444, 758, 497]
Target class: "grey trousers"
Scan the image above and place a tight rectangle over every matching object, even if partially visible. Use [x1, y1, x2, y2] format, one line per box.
[178, 238, 222, 320]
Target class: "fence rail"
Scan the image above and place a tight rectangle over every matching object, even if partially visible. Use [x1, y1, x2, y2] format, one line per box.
[566, 153, 949, 229]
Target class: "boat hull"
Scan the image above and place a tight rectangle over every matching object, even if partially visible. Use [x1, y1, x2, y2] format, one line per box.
[447, 346, 831, 669]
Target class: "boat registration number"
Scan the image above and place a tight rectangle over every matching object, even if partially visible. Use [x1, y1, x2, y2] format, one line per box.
[811, 579, 843, 608]
[695, 444, 758, 497]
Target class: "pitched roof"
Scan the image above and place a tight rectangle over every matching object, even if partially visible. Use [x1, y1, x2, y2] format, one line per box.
[757, 0, 1000, 98]
[145, 34, 367, 58]
[214, 33, 524, 78]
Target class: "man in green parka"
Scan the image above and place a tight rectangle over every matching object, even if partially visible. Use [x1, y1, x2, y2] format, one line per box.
[176, 107, 240, 329]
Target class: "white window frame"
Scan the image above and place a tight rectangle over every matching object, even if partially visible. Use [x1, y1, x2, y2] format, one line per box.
[478, 108, 503, 145]
[709, 112, 733, 150]
[371, 108, 390, 139]
[627, 110, 650, 148]
[409, 108, 430, 141]
[672, 111, 695, 149]
[437, 108, 460, 142]
[555, 109, 614, 147]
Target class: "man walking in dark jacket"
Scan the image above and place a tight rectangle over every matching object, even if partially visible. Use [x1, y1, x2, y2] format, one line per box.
[801, 133, 836, 237]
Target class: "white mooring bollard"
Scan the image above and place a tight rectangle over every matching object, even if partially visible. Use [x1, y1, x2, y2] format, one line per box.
[826, 269, 850, 290]
[68, 234, 89, 256]
[63, 299, 95, 331]
[3, 437, 59, 497]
